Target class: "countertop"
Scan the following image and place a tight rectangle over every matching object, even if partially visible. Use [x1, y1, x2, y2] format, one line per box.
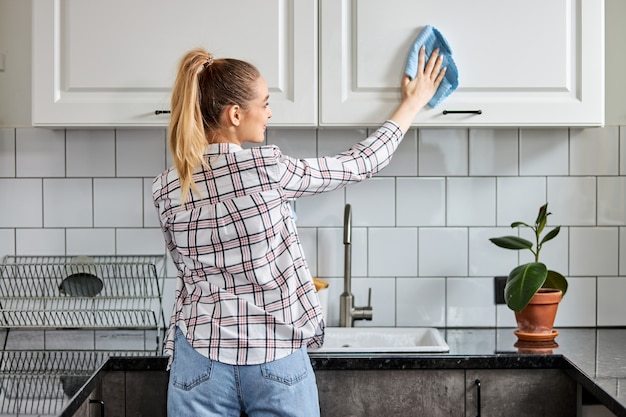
[60, 327, 626, 417]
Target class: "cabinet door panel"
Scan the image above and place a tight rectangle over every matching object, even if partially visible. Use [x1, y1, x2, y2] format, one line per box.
[320, 0, 603, 127]
[33, 0, 317, 127]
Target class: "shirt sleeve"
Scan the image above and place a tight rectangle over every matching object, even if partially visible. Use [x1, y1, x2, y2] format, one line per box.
[277, 120, 404, 198]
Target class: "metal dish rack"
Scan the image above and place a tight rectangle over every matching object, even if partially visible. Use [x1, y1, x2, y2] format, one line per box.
[0, 255, 166, 330]
[0, 255, 167, 416]
[0, 349, 159, 416]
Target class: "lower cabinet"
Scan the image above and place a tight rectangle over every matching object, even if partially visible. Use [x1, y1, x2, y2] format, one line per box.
[316, 369, 465, 417]
[316, 368, 578, 417]
[69, 370, 168, 417]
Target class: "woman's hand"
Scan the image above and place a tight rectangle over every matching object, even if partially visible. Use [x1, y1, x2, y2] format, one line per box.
[389, 46, 446, 133]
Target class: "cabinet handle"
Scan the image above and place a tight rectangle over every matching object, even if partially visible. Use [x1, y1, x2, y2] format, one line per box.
[89, 399, 104, 417]
[442, 110, 482, 115]
[475, 379, 481, 417]
[154, 110, 171, 115]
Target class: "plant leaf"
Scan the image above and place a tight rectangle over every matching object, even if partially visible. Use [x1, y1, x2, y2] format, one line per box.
[489, 236, 533, 250]
[504, 262, 548, 312]
[543, 270, 568, 297]
[510, 221, 531, 228]
[540, 226, 561, 246]
[536, 203, 548, 235]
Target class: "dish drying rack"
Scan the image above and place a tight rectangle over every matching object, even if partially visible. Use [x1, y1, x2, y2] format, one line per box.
[0, 349, 159, 416]
[0, 255, 167, 416]
[0, 255, 166, 330]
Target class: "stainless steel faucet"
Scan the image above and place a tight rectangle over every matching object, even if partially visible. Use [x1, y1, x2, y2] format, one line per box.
[339, 204, 373, 327]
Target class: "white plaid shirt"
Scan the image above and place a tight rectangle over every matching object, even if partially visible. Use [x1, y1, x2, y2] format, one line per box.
[153, 120, 403, 365]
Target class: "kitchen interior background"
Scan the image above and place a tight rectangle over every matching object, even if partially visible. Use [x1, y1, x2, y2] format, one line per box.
[1, 1, 625, 330]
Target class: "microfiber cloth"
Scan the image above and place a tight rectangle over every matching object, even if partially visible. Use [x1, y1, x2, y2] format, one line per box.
[405, 25, 459, 108]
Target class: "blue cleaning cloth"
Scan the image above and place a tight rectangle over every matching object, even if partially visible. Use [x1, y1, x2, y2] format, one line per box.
[405, 25, 459, 108]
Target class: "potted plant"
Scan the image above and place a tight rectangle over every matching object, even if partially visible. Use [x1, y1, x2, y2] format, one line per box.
[489, 203, 568, 340]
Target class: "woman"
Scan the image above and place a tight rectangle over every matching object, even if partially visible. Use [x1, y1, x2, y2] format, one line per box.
[153, 46, 444, 416]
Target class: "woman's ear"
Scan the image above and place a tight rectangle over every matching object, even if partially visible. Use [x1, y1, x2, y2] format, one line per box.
[225, 105, 241, 127]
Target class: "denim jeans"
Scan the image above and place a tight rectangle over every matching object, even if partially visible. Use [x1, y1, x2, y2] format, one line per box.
[167, 328, 320, 417]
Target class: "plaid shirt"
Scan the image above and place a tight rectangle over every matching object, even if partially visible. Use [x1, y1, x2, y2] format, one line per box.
[153, 120, 403, 365]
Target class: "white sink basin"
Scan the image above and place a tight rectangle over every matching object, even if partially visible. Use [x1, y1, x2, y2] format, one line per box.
[312, 327, 449, 353]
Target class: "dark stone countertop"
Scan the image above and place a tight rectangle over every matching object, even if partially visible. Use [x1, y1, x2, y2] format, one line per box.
[61, 328, 626, 417]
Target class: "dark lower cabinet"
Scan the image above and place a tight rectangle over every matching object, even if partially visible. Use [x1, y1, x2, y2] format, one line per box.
[69, 370, 168, 417]
[466, 369, 577, 417]
[316, 369, 466, 417]
[316, 368, 578, 417]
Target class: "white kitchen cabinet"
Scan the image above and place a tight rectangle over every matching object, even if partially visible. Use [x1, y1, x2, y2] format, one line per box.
[320, 0, 604, 127]
[32, 0, 317, 127]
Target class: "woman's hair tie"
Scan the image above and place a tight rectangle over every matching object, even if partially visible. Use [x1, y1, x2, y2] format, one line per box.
[204, 56, 214, 69]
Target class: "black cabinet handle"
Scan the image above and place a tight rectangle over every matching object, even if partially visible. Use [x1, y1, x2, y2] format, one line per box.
[90, 399, 104, 417]
[475, 379, 481, 417]
[442, 110, 482, 115]
[154, 110, 171, 115]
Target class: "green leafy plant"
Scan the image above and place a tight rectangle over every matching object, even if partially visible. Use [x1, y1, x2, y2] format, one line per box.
[489, 203, 568, 312]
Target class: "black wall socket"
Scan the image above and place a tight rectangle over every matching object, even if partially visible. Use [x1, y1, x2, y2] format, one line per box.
[494, 276, 507, 304]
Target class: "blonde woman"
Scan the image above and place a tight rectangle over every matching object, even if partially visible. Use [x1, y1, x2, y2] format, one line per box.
[153, 46, 444, 417]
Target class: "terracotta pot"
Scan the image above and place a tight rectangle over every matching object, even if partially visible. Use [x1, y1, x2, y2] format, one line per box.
[514, 288, 562, 335]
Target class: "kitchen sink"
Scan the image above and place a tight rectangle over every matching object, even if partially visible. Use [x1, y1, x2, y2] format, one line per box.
[311, 327, 449, 353]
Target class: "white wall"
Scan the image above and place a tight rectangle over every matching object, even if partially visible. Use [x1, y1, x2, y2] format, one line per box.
[0, 1, 625, 330]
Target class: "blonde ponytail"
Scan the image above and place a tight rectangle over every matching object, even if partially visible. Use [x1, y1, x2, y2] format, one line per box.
[168, 48, 261, 203]
[169, 48, 212, 203]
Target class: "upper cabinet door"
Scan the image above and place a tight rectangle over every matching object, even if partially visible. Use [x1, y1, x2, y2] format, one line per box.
[33, 0, 317, 127]
[320, 0, 604, 127]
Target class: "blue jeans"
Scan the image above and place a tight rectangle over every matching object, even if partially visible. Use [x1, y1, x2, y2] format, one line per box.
[167, 328, 320, 417]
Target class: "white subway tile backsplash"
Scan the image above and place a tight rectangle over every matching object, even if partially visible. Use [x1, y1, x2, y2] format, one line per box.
[396, 177, 445, 226]
[352, 277, 395, 327]
[94, 178, 143, 227]
[378, 128, 418, 177]
[555, 277, 597, 327]
[15, 228, 65, 255]
[469, 227, 518, 277]
[0, 229, 15, 257]
[66, 228, 115, 255]
[346, 178, 395, 226]
[43, 178, 92, 227]
[419, 129, 468, 176]
[447, 177, 496, 226]
[496, 177, 546, 226]
[317, 128, 367, 157]
[570, 227, 619, 276]
[294, 189, 344, 227]
[419, 228, 468, 276]
[496, 305, 517, 327]
[548, 177, 597, 225]
[16, 128, 65, 177]
[597, 277, 626, 326]
[469, 129, 519, 176]
[570, 127, 619, 176]
[519, 128, 569, 176]
[297, 227, 317, 277]
[266, 129, 317, 158]
[0, 128, 15, 177]
[116, 228, 164, 255]
[66, 130, 115, 177]
[317, 227, 367, 278]
[116, 129, 166, 177]
[597, 177, 626, 225]
[0, 178, 42, 227]
[396, 277, 446, 327]
[619, 227, 626, 275]
[447, 277, 496, 327]
[519, 227, 569, 277]
[143, 177, 160, 227]
[2, 123, 625, 329]
[368, 227, 417, 277]
[619, 126, 626, 175]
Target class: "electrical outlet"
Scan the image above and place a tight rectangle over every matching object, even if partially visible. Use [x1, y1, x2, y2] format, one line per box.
[494, 276, 507, 304]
